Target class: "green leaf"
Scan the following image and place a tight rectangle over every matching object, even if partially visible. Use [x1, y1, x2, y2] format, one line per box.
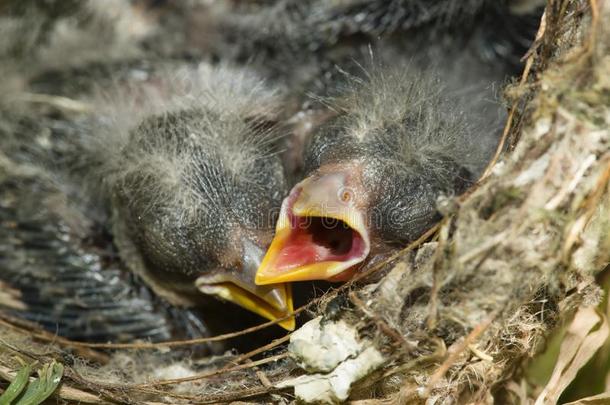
[13, 361, 64, 405]
[0, 364, 32, 405]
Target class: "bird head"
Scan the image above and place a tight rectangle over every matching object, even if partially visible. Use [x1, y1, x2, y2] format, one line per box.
[111, 108, 295, 330]
[255, 69, 481, 285]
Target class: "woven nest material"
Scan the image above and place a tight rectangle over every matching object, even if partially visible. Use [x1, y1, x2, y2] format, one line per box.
[1, 0, 609, 404]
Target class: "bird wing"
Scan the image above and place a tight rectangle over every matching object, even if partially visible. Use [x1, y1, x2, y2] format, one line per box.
[0, 95, 213, 344]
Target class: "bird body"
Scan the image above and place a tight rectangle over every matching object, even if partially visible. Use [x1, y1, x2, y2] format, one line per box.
[0, 0, 542, 340]
[253, 1, 542, 284]
[256, 67, 483, 283]
[0, 57, 296, 340]
[92, 63, 294, 330]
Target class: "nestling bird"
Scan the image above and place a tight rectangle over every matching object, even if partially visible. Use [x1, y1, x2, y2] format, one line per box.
[0, 0, 300, 342]
[93, 63, 295, 330]
[0, 60, 295, 340]
[255, 67, 485, 284]
[0, 0, 541, 339]
[252, 1, 542, 284]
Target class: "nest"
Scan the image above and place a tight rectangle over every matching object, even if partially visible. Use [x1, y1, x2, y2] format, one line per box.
[1, 0, 609, 403]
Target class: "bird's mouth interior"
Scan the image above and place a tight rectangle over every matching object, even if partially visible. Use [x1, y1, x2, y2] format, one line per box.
[274, 215, 366, 276]
[255, 195, 371, 284]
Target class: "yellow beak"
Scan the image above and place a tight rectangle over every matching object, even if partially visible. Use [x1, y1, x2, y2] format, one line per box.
[255, 173, 370, 285]
[196, 239, 295, 330]
[197, 281, 294, 330]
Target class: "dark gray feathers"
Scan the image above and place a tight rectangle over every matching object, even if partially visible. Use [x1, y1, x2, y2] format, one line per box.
[0, 0, 539, 341]
[0, 125, 191, 342]
[0, 6, 288, 339]
[304, 67, 491, 244]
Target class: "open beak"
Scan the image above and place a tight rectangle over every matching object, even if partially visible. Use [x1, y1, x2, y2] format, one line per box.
[255, 172, 371, 285]
[196, 240, 295, 330]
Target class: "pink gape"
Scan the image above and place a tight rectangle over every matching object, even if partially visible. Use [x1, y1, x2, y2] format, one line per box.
[275, 216, 366, 274]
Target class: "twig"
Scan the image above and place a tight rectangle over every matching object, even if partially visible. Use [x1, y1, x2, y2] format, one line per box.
[427, 221, 450, 330]
[562, 156, 610, 262]
[587, 0, 599, 51]
[135, 353, 289, 387]
[424, 311, 498, 395]
[222, 334, 291, 370]
[0, 222, 440, 352]
[457, 230, 510, 265]
[0, 316, 110, 364]
[545, 154, 597, 210]
[349, 291, 415, 353]
[480, 9, 547, 181]
[247, 358, 273, 388]
[19, 93, 93, 114]
[0, 311, 300, 350]
[190, 385, 281, 404]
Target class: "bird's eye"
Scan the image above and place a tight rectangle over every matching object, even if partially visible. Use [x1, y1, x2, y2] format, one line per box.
[338, 187, 353, 203]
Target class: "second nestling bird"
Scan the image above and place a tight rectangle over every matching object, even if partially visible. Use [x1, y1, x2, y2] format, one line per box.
[0, 62, 296, 341]
[255, 67, 487, 284]
[242, 0, 539, 286]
